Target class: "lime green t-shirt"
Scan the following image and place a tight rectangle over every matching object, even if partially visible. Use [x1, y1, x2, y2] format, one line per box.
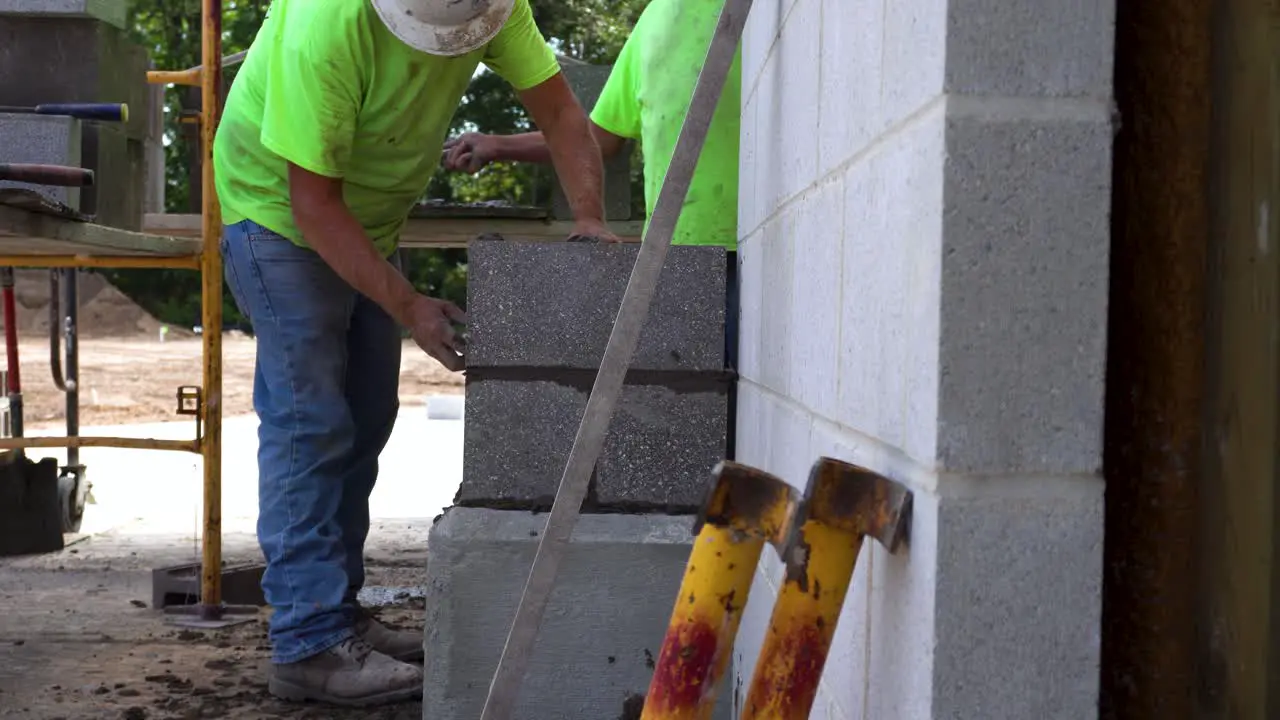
[589, 0, 741, 250]
[213, 0, 560, 256]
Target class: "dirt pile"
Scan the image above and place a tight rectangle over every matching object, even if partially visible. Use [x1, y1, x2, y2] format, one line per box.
[0, 269, 172, 339]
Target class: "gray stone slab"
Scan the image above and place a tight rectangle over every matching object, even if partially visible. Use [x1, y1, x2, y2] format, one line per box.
[0, 113, 81, 209]
[597, 384, 728, 509]
[422, 507, 733, 720]
[466, 239, 726, 371]
[0, 0, 125, 28]
[552, 63, 632, 221]
[945, 0, 1114, 99]
[460, 378, 727, 510]
[936, 100, 1111, 475]
[929, 481, 1103, 719]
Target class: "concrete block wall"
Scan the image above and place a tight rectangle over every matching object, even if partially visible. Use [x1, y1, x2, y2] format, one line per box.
[0, 7, 152, 230]
[458, 238, 730, 512]
[731, 0, 1114, 718]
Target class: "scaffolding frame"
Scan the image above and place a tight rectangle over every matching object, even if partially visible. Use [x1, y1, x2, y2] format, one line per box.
[0, 0, 228, 616]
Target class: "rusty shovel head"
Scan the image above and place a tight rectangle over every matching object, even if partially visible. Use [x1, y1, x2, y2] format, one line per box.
[795, 457, 913, 553]
[694, 460, 801, 549]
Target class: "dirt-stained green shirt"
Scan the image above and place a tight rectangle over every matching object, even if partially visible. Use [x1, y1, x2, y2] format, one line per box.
[213, 0, 560, 256]
[589, 0, 741, 250]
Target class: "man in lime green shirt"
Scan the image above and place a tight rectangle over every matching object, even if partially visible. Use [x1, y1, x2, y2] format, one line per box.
[212, 0, 614, 706]
[443, 0, 742, 452]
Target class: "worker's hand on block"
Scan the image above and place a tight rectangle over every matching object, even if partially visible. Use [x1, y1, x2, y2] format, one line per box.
[407, 294, 467, 372]
[567, 218, 621, 244]
[442, 132, 498, 174]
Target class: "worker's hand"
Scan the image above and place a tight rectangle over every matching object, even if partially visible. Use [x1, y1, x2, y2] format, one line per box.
[407, 294, 467, 372]
[568, 219, 621, 244]
[442, 133, 499, 174]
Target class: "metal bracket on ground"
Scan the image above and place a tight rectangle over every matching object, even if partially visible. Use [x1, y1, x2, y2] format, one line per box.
[154, 561, 264, 629]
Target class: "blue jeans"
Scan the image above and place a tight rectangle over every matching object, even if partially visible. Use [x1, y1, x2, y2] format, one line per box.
[220, 219, 402, 664]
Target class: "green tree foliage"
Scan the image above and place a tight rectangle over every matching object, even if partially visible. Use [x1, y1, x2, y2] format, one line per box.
[108, 0, 648, 329]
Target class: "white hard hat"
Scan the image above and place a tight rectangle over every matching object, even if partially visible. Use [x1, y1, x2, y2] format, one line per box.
[371, 0, 516, 56]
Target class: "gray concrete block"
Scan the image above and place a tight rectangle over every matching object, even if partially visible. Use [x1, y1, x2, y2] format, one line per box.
[552, 62, 632, 221]
[460, 378, 728, 511]
[81, 123, 145, 230]
[937, 99, 1111, 475]
[0, 17, 152, 141]
[597, 384, 728, 509]
[422, 507, 733, 720]
[466, 239, 727, 371]
[459, 379, 585, 508]
[0, 0, 125, 29]
[945, 0, 1114, 99]
[0, 113, 81, 209]
[930, 481, 1103, 719]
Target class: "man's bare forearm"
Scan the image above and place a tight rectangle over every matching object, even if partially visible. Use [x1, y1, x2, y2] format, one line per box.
[493, 132, 554, 164]
[290, 172, 417, 326]
[541, 111, 605, 223]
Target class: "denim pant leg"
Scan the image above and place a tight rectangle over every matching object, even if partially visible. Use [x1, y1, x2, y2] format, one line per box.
[725, 251, 739, 461]
[338, 253, 403, 603]
[220, 220, 360, 664]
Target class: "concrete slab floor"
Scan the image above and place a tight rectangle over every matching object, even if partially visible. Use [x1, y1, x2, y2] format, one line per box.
[0, 409, 463, 719]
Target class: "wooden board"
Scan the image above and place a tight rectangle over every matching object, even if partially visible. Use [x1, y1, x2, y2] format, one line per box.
[144, 213, 645, 248]
[0, 204, 201, 258]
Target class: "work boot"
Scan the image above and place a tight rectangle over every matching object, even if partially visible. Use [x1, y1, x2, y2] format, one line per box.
[354, 606, 424, 663]
[268, 637, 422, 707]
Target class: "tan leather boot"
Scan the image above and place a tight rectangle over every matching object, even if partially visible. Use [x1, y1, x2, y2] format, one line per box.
[269, 637, 422, 706]
[354, 607, 425, 663]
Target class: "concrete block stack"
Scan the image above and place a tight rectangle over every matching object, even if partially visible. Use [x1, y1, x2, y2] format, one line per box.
[422, 238, 733, 720]
[0, 0, 151, 229]
[459, 238, 729, 511]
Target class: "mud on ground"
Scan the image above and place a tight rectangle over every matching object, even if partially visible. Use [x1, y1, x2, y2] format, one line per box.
[0, 527, 431, 720]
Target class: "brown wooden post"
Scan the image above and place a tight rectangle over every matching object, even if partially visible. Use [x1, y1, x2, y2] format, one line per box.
[1194, 0, 1280, 715]
[1099, 0, 1213, 717]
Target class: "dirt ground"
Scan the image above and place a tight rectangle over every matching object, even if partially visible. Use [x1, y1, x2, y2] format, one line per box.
[14, 335, 463, 430]
[0, 529, 432, 720]
[0, 277, 473, 719]
[0, 269, 462, 429]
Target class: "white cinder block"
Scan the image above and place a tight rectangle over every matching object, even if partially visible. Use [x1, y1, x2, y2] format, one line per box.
[866, 489, 938, 720]
[899, 112, 946, 468]
[775, 0, 821, 204]
[737, 234, 764, 383]
[837, 104, 946, 464]
[741, 0, 784, 103]
[733, 378, 767, 468]
[789, 178, 844, 422]
[738, 84, 762, 236]
[818, 0, 886, 175]
[880, 0, 948, 127]
[838, 146, 891, 445]
[757, 210, 796, 396]
[753, 51, 785, 218]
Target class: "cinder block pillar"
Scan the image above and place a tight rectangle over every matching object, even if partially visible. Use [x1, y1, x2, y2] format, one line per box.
[731, 1, 1114, 719]
[0, 0, 152, 229]
[423, 238, 734, 719]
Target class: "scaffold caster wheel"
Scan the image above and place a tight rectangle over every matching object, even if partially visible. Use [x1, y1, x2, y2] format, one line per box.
[57, 467, 88, 534]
